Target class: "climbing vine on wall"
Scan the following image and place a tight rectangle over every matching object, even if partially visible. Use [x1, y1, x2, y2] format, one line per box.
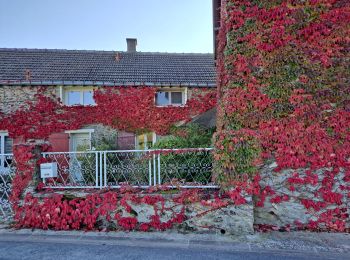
[0, 86, 216, 140]
[0, 86, 216, 230]
[12, 146, 254, 232]
[215, 0, 349, 232]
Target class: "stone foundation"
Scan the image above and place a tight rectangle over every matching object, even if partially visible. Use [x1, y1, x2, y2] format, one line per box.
[254, 162, 350, 231]
[28, 190, 254, 235]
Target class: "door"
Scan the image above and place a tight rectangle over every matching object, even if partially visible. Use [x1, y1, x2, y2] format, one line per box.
[69, 132, 92, 184]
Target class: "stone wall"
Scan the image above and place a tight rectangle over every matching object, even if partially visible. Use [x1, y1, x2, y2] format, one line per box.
[0, 85, 206, 115]
[0, 85, 58, 114]
[0, 85, 210, 148]
[29, 190, 254, 235]
[11, 156, 350, 234]
[254, 162, 350, 231]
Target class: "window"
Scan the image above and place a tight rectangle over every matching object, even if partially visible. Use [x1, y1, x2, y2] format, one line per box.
[0, 133, 12, 154]
[0, 133, 13, 170]
[83, 91, 95, 105]
[65, 89, 96, 106]
[155, 89, 186, 106]
[136, 133, 155, 150]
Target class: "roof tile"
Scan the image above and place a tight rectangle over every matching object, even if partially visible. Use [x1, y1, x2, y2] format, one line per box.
[0, 48, 216, 86]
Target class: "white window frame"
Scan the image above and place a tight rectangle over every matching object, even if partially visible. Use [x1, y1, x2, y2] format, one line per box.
[155, 87, 187, 107]
[61, 86, 96, 106]
[0, 132, 12, 170]
[0, 132, 10, 154]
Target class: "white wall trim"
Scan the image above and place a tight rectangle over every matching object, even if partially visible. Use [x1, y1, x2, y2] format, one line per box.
[59, 86, 63, 102]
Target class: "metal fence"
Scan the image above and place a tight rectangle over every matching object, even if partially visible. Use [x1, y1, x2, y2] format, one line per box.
[41, 151, 99, 188]
[42, 148, 217, 189]
[0, 154, 16, 221]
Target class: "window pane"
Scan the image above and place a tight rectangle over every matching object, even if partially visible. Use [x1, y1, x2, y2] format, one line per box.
[146, 133, 154, 149]
[75, 138, 91, 151]
[171, 92, 183, 104]
[156, 92, 169, 106]
[137, 134, 146, 150]
[4, 137, 13, 154]
[83, 91, 95, 105]
[68, 91, 81, 105]
[137, 133, 154, 150]
[146, 133, 153, 142]
[72, 134, 91, 151]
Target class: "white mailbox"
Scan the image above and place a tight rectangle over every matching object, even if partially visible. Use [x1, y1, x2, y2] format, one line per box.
[40, 162, 58, 178]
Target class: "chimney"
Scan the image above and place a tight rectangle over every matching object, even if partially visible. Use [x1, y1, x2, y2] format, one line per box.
[126, 38, 137, 52]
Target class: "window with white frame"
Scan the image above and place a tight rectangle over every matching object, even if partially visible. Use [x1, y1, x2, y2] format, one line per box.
[0, 133, 12, 154]
[64, 88, 96, 106]
[155, 89, 186, 106]
[0, 132, 13, 169]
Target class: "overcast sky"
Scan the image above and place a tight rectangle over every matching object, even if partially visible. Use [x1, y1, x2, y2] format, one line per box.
[0, 0, 213, 53]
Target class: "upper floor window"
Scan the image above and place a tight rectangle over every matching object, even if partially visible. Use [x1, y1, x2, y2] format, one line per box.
[66, 90, 95, 106]
[62, 87, 96, 106]
[155, 89, 186, 106]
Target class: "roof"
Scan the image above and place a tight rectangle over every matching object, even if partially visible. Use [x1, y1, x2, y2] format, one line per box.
[190, 108, 217, 129]
[0, 48, 216, 87]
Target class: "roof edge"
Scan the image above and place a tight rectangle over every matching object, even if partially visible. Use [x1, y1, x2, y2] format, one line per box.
[0, 47, 214, 56]
[0, 80, 216, 88]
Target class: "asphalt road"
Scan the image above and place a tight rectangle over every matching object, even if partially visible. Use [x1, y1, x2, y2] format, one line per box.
[0, 238, 346, 260]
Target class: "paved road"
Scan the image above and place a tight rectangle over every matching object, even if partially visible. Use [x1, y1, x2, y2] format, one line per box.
[0, 234, 347, 260]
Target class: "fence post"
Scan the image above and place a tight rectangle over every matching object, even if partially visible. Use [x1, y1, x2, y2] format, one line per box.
[148, 152, 152, 186]
[41, 154, 46, 185]
[153, 154, 156, 186]
[95, 152, 99, 188]
[103, 151, 107, 187]
[157, 153, 161, 185]
[0, 154, 4, 169]
[99, 151, 103, 189]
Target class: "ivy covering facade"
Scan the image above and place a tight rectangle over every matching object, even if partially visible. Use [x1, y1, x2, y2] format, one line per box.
[215, 0, 350, 231]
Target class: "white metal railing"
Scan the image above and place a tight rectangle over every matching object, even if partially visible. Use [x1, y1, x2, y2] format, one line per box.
[42, 148, 217, 189]
[0, 154, 15, 220]
[41, 151, 99, 188]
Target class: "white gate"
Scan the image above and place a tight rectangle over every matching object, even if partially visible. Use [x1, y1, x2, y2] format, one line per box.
[0, 154, 15, 221]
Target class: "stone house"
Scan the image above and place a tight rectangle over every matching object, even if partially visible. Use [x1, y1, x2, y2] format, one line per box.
[0, 39, 216, 156]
